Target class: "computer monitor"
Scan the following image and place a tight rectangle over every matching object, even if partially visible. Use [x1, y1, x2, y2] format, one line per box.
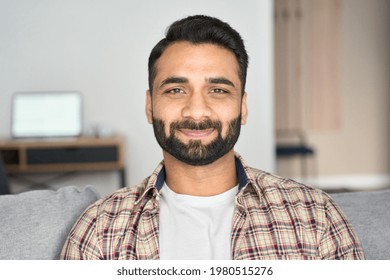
[11, 91, 82, 138]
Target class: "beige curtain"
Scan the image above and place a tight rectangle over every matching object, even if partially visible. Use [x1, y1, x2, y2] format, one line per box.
[274, 0, 342, 131]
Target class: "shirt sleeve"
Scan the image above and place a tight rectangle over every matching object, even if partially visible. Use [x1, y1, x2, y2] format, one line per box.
[60, 204, 103, 260]
[319, 195, 365, 259]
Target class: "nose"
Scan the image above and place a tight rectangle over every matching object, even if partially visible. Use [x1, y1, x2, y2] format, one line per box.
[181, 92, 212, 120]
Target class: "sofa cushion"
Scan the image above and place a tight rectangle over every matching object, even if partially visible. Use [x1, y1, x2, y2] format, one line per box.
[330, 189, 390, 260]
[0, 186, 100, 260]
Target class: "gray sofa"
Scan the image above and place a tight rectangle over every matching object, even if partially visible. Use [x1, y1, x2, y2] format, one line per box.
[0, 186, 389, 259]
[330, 189, 390, 260]
[0, 186, 100, 259]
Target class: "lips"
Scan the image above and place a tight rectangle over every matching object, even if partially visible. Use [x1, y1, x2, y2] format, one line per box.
[179, 129, 215, 139]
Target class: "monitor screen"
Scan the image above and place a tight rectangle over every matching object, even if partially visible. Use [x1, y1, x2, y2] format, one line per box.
[11, 91, 82, 138]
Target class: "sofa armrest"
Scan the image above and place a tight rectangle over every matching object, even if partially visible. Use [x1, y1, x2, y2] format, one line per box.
[0, 186, 100, 260]
[330, 189, 390, 260]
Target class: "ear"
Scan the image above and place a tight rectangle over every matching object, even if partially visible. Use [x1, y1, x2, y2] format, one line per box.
[240, 92, 248, 125]
[145, 90, 153, 124]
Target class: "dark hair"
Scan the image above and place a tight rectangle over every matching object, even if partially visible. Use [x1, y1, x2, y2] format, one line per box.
[148, 15, 248, 94]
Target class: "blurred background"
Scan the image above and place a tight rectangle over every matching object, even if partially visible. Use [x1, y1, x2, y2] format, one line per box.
[0, 0, 388, 196]
[274, 0, 390, 191]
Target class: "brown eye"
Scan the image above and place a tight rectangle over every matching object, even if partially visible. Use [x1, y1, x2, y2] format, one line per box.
[210, 88, 229, 94]
[166, 88, 185, 94]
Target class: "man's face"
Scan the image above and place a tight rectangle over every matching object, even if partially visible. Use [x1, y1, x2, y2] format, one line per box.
[146, 42, 247, 166]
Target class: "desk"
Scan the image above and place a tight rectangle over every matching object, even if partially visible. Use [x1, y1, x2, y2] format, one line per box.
[0, 136, 126, 188]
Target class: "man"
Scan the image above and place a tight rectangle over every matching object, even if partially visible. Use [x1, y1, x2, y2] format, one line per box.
[61, 15, 364, 260]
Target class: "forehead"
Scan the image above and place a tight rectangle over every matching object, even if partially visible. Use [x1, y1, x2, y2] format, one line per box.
[154, 42, 240, 83]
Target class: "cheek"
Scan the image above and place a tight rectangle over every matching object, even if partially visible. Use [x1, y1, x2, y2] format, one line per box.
[218, 107, 241, 130]
[153, 99, 180, 119]
[153, 108, 178, 136]
[153, 117, 172, 139]
[220, 122, 233, 137]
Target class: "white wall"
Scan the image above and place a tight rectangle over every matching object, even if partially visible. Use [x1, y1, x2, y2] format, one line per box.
[0, 0, 274, 196]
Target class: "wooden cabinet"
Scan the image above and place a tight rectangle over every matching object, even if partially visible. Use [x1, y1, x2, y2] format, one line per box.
[0, 136, 126, 187]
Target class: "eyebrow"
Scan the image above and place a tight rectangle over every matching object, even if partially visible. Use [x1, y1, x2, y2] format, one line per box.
[206, 77, 236, 88]
[159, 76, 236, 88]
[159, 77, 188, 88]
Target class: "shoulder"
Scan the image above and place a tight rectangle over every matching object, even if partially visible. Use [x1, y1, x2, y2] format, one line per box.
[67, 176, 153, 239]
[87, 176, 152, 218]
[62, 177, 155, 259]
[242, 168, 364, 259]
[246, 167, 333, 209]
[249, 168, 331, 203]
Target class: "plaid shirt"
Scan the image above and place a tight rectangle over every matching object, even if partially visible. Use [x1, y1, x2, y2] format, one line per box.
[61, 154, 365, 260]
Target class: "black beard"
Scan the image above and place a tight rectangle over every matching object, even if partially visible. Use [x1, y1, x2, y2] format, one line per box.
[152, 116, 241, 166]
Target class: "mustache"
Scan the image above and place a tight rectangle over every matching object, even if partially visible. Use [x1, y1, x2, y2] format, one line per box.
[169, 119, 222, 132]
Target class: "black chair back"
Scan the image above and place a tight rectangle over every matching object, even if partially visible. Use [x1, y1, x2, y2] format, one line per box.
[0, 153, 10, 195]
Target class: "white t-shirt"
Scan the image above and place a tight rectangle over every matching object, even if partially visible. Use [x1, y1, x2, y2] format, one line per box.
[159, 183, 237, 260]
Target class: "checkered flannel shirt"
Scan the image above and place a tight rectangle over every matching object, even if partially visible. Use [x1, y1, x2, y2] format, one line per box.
[61, 153, 365, 260]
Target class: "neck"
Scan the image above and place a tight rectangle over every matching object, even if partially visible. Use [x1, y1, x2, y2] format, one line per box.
[162, 150, 238, 196]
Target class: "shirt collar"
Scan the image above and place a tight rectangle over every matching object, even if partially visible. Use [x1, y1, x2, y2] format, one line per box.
[235, 155, 249, 190]
[151, 152, 251, 192]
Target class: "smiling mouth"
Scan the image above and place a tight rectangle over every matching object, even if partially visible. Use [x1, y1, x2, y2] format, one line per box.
[179, 129, 215, 140]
